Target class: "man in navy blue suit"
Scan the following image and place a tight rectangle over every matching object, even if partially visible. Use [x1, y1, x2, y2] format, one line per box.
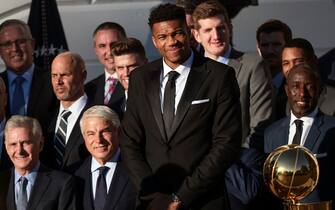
[264, 64, 335, 206]
[75, 105, 136, 210]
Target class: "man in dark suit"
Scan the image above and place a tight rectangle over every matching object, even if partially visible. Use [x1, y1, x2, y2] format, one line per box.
[0, 19, 58, 135]
[192, 1, 273, 147]
[85, 22, 127, 118]
[120, 4, 241, 210]
[264, 64, 335, 205]
[75, 105, 136, 210]
[0, 77, 12, 171]
[41, 52, 90, 172]
[0, 115, 77, 210]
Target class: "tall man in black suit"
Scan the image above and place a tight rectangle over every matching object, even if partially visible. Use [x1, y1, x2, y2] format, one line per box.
[41, 52, 90, 172]
[85, 22, 127, 118]
[0, 115, 77, 210]
[264, 64, 335, 206]
[75, 105, 136, 210]
[120, 4, 241, 210]
[0, 19, 58, 135]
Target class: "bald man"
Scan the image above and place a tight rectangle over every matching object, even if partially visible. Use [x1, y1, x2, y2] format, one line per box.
[41, 52, 90, 172]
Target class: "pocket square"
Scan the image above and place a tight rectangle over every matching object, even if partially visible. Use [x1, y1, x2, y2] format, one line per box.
[191, 99, 210, 105]
[314, 152, 327, 158]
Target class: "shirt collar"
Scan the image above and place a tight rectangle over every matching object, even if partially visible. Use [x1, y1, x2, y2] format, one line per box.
[205, 45, 231, 65]
[59, 94, 87, 114]
[7, 64, 35, 85]
[104, 70, 118, 81]
[14, 161, 40, 186]
[290, 108, 319, 126]
[90, 148, 120, 173]
[162, 51, 194, 79]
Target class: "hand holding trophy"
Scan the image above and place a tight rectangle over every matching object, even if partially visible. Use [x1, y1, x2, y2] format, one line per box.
[263, 144, 332, 210]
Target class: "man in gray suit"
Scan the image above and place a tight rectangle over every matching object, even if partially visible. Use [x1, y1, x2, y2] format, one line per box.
[192, 0, 273, 147]
[264, 64, 335, 205]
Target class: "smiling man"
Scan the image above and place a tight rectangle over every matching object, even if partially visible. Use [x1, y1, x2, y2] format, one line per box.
[85, 22, 127, 119]
[0, 115, 77, 210]
[75, 105, 136, 210]
[120, 3, 241, 210]
[264, 64, 335, 207]
[0, 19, 57, 136]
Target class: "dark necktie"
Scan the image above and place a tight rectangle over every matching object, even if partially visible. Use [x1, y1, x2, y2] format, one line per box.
[54, 110, 72, 167]
[163, 71, 180, 137]
[17, 176, 28, 210]
[12, 76, 25, 115]
[94, 166, 109, 210]
[292, 119, 303, 145]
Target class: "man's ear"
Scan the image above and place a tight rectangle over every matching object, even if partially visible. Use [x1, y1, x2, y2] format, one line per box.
[193, 29, 201, 44]
[152, 36, 157, 48]
[256, 43, 262, 57]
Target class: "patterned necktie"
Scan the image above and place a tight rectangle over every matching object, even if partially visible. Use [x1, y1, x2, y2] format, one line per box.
[163, 71, 180, 137]
[94, 166, 109, 210]
[292, 119, 303, 145]
[54, 110, 72, 167]
[104, 77, 118, 105]
[12, 76, 25, 115]
[17, 176, 28, 210]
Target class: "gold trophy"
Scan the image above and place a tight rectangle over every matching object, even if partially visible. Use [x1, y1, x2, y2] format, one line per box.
[263, 144, 332, 210]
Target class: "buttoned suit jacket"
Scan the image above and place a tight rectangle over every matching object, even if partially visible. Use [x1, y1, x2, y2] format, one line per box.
[264, 111, 335, 203]
[228, 49, 273, 145]
[0, 67, 58, 135]
[75, 157, 136, 210]
[0, 164, 77, 210]
[85, 73, 125, 119]
[40, 100, 91, 173]
[120, 52, 242, 210]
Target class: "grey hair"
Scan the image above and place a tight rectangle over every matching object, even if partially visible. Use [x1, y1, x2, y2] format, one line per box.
[80, 105, 120, 134]
[5, 115, 43, 141]
[0, 19, 33, 39]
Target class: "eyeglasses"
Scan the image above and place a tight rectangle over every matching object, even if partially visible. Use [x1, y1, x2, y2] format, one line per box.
[0, 38, 31, 49]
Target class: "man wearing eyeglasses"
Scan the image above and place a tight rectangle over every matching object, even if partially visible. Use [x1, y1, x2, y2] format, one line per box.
[0, 19, 57, 137]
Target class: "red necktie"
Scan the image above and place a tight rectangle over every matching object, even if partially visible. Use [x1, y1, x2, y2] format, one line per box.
[104, 77, 117, 105]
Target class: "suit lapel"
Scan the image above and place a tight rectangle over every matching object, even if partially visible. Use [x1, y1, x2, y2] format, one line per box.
[104, 163, 128, 210]
[27, 67, 43, 114]
[147, 61, 167, 142]
[273, 118, 290, 149]
[228, 48, 243, 77]
[83, 158, 95, 210]
[96, 75, 105, 104]
[304, 113, 323, 151]
[27, 165, 51, 209]
[169, 55, 209, 140]
[108, 82, 125, 105]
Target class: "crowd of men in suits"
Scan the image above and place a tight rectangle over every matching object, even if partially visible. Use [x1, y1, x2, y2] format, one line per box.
[0, 0, 334, 210]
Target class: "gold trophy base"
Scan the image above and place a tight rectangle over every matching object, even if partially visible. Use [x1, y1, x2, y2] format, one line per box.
[286, 201, 332, 210]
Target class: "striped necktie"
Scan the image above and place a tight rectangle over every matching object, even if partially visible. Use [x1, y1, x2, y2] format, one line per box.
[54, 110, 72, 167]
[16, 176, 28, 210]
[104, 77, 118, 105]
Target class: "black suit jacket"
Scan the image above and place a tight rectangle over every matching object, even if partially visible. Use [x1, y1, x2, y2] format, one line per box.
[85, 74, 125, 119]
[264, 111, 335, 205]
[41, 101, 91, 173]
[0, 164, 77, 210]
[75, 157, 136, 210]
[0, 67, 58, 135]
[120, 53, 242, 210]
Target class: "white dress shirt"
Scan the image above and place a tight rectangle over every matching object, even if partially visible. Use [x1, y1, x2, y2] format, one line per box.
[205, 45, 231, 65]
[160, 51, 194, 113]
[288, 108, 318, 146]
[91, 149, 120, 198]
[55, 94, 87, 143]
